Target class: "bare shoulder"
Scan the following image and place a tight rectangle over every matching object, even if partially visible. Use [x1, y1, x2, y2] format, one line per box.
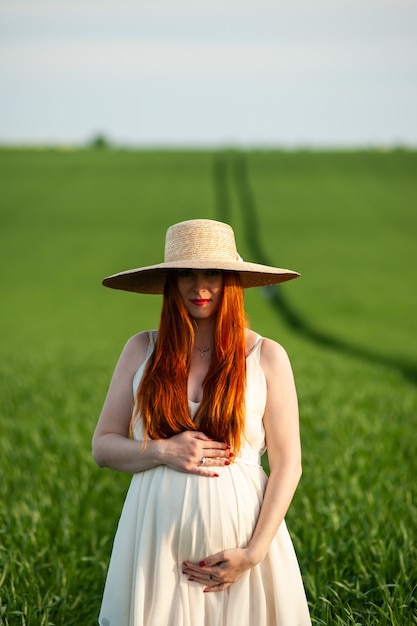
[259, 337, 294, 380]
[114, 331, 152, 377]
[124, 330, 151, 354]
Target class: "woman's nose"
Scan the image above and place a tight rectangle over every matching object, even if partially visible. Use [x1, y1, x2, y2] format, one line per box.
[192, 272, 207, 292]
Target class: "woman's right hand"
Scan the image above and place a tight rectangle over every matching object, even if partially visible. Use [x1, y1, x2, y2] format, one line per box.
[159, 430, 232, 476]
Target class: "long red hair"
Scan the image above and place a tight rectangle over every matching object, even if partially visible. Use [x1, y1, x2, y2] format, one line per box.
[132, 270, 247, 452]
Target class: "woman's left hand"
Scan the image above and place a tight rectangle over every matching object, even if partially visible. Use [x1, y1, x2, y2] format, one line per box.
[182, 548, 255, 592]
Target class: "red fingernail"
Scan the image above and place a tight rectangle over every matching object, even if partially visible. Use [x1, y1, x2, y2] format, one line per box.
[225, 460, 230, 465]
[226, 444, 231, 449]
[199, 560, 206, 567]
[213, 473, 219, 478]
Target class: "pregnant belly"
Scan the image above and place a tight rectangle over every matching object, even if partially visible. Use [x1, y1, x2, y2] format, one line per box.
[125, 463, 268, 563]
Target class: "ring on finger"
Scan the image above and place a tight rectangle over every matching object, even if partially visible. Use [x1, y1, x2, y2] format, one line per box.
[200, 457, 206, 466]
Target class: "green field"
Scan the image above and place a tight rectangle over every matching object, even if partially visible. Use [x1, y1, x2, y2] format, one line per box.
[0, 148, 416, 625]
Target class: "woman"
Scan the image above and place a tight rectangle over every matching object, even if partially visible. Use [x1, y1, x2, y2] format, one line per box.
[93, 218, 311, 626]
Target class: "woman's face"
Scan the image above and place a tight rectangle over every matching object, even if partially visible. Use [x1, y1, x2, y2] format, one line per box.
[177, 269, 224, 320]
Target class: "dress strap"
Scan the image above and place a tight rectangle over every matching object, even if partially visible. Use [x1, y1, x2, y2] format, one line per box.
[246, 334, 264, 360]
[132, 331, 157, 394]
[146, 330, 158, 357]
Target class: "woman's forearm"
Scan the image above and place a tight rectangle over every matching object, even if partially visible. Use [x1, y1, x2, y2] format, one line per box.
[92, 429, 232, 475]
[246, 460, 302, 565]
[92, 433, 164, 474]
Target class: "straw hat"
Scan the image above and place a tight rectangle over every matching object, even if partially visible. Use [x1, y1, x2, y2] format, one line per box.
[102, 219, 299, 294]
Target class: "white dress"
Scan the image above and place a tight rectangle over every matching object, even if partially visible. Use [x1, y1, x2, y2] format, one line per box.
[99, 331, 311, 626]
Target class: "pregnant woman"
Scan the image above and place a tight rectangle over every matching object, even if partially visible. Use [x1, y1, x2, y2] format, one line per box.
[93, 218, 311, 626]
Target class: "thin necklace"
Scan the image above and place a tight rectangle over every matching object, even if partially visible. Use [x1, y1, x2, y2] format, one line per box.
[194, 345, 213, 358]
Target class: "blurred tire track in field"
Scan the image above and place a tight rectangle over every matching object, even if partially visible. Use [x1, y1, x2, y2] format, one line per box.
[212, 151, 417, 384]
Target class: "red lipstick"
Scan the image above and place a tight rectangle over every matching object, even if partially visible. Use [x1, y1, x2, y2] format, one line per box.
[191, 299, 210, 306]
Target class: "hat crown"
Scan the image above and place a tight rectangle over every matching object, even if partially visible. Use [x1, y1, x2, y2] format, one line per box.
[164, 219, 239, 263]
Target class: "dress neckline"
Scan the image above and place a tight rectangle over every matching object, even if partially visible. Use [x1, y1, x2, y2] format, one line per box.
[187, 336, 263, 406]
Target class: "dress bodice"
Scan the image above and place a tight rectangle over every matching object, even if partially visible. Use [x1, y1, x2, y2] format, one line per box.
[132, 330, 267, 466]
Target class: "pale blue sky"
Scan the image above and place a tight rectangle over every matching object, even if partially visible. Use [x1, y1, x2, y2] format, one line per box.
[1, 0, 416, 147]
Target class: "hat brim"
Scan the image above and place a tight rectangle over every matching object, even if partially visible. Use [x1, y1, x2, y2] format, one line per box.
[102, 259, 300, 294]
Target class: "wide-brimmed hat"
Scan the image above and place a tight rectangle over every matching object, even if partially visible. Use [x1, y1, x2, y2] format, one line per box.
[102, 219, 299, 294]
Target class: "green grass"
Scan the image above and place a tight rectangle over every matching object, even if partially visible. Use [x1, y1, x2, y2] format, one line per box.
[0, 148, 416, 625]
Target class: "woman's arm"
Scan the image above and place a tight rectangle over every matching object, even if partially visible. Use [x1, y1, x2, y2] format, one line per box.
[182, 338, 302, 590]
[92, 332, 230, 475]
[245, 338, 302, 561]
